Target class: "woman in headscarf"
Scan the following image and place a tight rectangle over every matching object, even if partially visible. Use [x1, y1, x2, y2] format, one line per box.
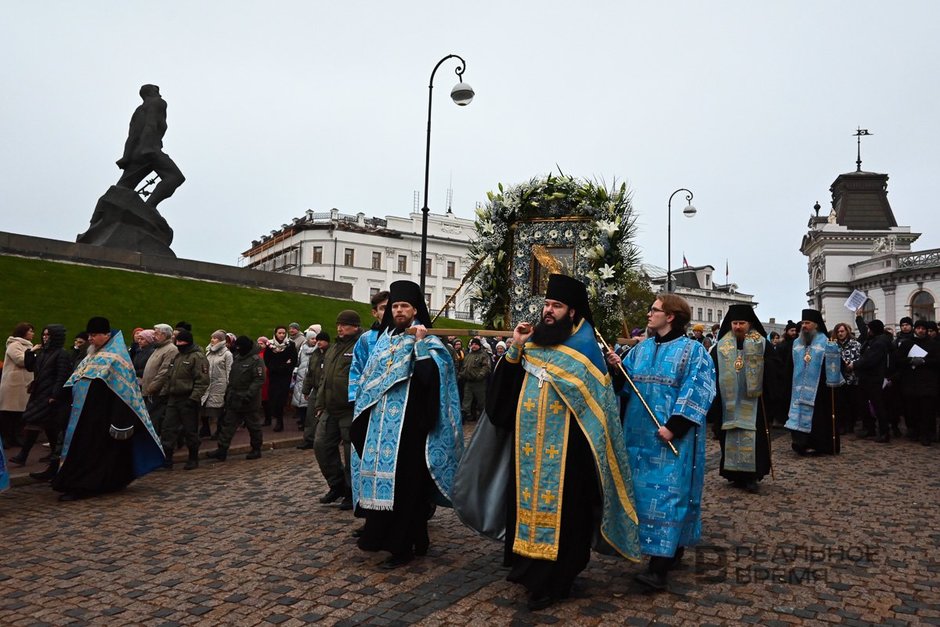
[0, 322, 36, 448]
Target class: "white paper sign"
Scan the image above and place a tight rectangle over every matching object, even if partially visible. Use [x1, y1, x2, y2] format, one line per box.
[844, 289, 867, 312]
[908, 344, 928, 359]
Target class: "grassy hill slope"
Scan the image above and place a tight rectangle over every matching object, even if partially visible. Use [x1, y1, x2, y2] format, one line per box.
[0, 255, 476, 343]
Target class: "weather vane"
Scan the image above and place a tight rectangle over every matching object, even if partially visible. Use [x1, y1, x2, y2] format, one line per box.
[854, 127, 872, 172]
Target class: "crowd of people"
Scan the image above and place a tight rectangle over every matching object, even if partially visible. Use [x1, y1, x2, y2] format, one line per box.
[0, 277, 937, 611]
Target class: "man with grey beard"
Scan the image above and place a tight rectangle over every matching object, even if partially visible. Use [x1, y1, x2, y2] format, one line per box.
[784, 309, 844, 455]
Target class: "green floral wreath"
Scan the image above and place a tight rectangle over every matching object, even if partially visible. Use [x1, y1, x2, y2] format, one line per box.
[469, 172, 641, 340]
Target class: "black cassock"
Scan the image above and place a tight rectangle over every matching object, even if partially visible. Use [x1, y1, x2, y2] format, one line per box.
[52, 380, 137, 495]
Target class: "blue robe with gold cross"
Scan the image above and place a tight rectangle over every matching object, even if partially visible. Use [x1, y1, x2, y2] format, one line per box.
[621, 335, 716, 557]
[512, 319, 640, 562]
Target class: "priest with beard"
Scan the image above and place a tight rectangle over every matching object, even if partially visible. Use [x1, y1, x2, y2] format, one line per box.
[707, 305, 777, 494]
[52, 317, 164, 501]
[484, 274, 640, 611]
[784, 309, 844, 455]
[350, 280, 463, 569]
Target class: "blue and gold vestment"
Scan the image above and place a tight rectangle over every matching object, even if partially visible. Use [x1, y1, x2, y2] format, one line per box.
[511, 319, 640, 561]
[785, 333, 843, 434]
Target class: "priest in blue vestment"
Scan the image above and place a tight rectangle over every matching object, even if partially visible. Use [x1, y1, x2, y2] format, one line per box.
[607, 293, 716, 591]
[52, 317, 164, 501]
[485, 274, 640, 611]
[784, 308, 843, 455]
[707, 304, 777, 494]
[350, 280, 463, 569]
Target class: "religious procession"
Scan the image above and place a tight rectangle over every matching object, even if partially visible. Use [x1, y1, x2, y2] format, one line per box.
[4, 182, 936, 618]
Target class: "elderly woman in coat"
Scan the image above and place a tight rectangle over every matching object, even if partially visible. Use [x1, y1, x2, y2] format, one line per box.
[201, 330, 233, 439]
[0, 322, 36, 447]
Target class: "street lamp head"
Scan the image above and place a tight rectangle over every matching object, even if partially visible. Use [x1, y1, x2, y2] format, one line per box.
[450, 82, 475, 106]
[683, 204, 697, 218]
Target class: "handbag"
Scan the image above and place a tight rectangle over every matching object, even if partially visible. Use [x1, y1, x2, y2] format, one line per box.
[451, 410, 512, 542]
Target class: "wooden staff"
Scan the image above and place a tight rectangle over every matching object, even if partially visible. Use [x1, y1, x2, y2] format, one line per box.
[406, 328, 510, 338]
[594, 329, 679, 457]
[431, 256, 485, 325]
[759, 394, 775, 481]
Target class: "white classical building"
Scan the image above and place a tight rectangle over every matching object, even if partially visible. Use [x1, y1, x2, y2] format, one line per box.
[241, 209, 479, 319]
[645, 264, 765, 331]
[801, 166, 939, 329]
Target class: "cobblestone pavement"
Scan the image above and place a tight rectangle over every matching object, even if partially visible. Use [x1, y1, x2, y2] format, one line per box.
[1, 426, 938, 626]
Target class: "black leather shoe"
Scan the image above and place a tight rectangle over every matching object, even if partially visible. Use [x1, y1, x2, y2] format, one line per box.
[526, 594, 553, 611]
[29, 464, 58, 481]
[874, 434, 890, 443]
[8, 452, 28, 466]
[339, 497, 353, 511]
[319, 488, 343, 504]
[207, 448, 227, 461]
[744, 480, 760, 494]
[296, 442, 314, 450]
[58, 492, 88, 502]
[634, 571, 668, 591]
[380, 554, 413, 570]
[245, 449, 262, 460]
[351, 524, 365, 538]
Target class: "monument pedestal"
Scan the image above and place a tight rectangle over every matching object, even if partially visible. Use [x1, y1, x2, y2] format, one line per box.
[77, 185, 175, 258]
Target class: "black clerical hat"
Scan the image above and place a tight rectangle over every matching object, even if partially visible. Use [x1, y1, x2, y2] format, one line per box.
[801, 308, 828, 336]
[717, 304, 767, 339]
[380, 280, 433, 330]
[85, 316, 110, 334]
[545, 274, 594, 327]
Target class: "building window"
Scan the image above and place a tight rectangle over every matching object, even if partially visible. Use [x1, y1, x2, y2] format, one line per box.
[717, 309, 722, 321]
[911, 291, 936, 322]
[860, 298, 876, 323]
[370, 287, 380, 298]
[707, 309, 713, 322]
[425, 258, 433, 276]
[697, 307, 703, 321]
[312, 246, 323, 264]
[425, 292, 432, 308]
[397, 255, 407, 273]
[344, 248, 354, 267]
[447, 261, 456, 278]
[371, 251, 382, 270]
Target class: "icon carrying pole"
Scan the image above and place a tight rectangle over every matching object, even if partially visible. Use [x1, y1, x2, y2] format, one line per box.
[594, 329, 679, 457]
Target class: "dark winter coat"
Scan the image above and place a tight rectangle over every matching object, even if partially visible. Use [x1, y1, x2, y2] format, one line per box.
[226, 346, 266, 412]
[22, 324, 73, 429]
[315, 330, 361, 414]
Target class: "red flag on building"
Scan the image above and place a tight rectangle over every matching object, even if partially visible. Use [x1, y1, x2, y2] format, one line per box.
[682, 253, 689, 267]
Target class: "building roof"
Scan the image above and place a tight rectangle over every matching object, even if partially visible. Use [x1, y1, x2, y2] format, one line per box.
[829, 170, 898, 230]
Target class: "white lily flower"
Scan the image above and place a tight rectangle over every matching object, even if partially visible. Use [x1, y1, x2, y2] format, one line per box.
[599, 264, 616, 280]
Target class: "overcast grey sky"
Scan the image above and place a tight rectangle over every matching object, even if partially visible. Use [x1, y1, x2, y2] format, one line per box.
[2, 2, 937, 322]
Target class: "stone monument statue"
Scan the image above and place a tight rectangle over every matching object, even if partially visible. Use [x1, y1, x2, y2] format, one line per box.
[77, 84, 184, 257]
